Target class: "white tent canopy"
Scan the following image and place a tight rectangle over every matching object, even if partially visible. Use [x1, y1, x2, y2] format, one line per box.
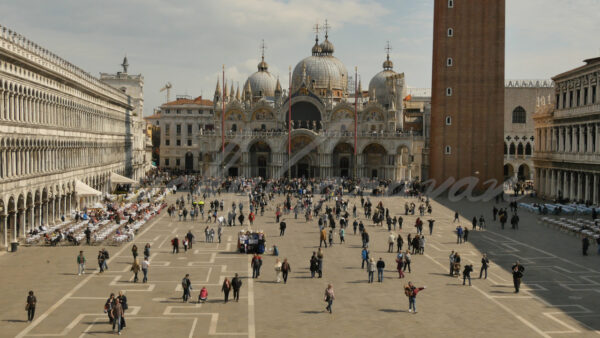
[110, 172, 137, 185]
[75, 180, 102, 197]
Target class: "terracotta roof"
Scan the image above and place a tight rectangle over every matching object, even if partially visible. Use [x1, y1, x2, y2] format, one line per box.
[163, 96, 213, 107]
[144, 113, 161, 120]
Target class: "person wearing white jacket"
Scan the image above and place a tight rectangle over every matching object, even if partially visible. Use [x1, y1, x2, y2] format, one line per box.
[274, 259, 282, 283]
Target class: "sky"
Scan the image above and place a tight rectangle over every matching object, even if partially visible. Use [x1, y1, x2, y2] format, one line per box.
[1, 0, 599, 116]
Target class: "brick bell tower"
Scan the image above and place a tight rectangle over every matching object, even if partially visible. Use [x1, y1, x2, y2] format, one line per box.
[429, 0, 505, 192]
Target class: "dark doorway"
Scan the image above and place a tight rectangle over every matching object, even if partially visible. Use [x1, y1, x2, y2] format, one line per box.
[185, 152, 194, 171]
[371, 169, 378, 178]
[340, 157, 349, 177]
[228, 167, 238, 177]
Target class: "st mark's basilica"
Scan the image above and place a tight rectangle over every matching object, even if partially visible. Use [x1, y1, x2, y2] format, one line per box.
[156, 27, 430, 181]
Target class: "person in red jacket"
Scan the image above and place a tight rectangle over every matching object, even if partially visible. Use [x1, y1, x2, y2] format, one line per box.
[405, 281, 426, 313]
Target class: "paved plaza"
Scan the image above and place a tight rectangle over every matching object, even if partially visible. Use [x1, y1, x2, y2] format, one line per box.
[1, 192, 600, 337]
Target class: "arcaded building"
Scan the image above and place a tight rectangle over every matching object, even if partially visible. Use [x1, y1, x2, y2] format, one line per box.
[429, 0, 505, 190]
[503, 80, 553, 182]
[157, 31, 430, 181]
[0, 25, 148, 247]
[533, 57, 600, 204]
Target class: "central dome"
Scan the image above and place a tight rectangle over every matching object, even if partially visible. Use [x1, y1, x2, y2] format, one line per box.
[369, 54, 397, 105]
[292, 55, 348, 93]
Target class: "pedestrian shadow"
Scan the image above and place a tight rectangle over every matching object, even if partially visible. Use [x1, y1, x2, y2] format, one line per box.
[256, 280, 279, 284]
[3, 319, 27, 323]
[379, 308, 403, 313]
[60, 273, 80, 276]
[346, 280, 367, 284]
[429, 272, 452, 276]
[489, 290, 513, 294]
[217, 251, 239, 255]
[300, 310, 323, 314]
[292, 276, 314, 279]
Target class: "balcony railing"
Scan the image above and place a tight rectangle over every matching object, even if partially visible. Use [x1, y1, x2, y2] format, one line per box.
[554, 103, 600, 119]
[197, 129, 422, 139]
[534, 151, 600, 163]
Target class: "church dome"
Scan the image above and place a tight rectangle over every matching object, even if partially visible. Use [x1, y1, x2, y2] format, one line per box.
[292, 55, 348, 92]
[368, 69, 397, 105]
[320, 38, 334, 55]
[244, 59, 277, 97]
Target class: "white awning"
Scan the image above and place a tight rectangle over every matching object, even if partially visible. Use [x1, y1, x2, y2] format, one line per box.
[110, 172, 137, 185]
[75, 180, 102, 197]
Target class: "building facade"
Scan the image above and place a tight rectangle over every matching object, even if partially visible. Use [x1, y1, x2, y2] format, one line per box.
[533, 57, 600, 204]
[503, 80, 553, 182]
[157, 32, 429, 181]
[0, 25, 146, 247]
[429, 0, 505, 190]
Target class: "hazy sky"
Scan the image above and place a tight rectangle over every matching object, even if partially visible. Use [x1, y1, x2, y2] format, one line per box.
[1, 0, 598, 116]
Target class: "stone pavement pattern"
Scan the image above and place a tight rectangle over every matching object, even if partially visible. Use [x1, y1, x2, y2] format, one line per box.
[1, 192, 599, 337]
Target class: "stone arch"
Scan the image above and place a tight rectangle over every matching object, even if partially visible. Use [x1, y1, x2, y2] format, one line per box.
[518, 163, 531, 181]
[525, 143, 532, 156]
[509, 143, 516, 155]
[362, 143, 387, 178]
[503, 163, 514, 179]
[249, 140, 272, 178]
[517, 143, 524, 155]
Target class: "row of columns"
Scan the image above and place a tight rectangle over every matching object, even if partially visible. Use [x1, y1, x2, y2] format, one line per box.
[1, 194, 74, 247]
[538, 123, 600, 154]
[536, 168, 599, 204]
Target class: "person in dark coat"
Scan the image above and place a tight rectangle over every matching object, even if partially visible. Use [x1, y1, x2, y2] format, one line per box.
[221, 278, 231, 303]
[582, 236, 590, 256]
[231, 273, 242, 302]
[512, 261, 525, 293]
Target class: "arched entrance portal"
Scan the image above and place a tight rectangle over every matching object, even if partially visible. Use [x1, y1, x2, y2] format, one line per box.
[185, 152, 194, 171]
[287, 135, 319, 178]
[504, 164, 514, 180]
[332, 143, 353, 178]
[363, 143, 387, 179]
[518, 164, 530, 181]
[249, 141, 271, 178]
[223, 143, 241, 177]
[289, 101, 322, 130]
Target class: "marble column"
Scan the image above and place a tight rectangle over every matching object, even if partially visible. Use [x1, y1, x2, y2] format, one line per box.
[594, 174, 599, 205]
[570, 172, 576, 201]
[577, 173, 583, 201]
[585, 174, 591, 202]
[563, 171, 569, 200]
[30, 206, 34, 232]
[20, 211, 25, 237]
[2, 216, 7, 248]
[12, 213, 17, 242]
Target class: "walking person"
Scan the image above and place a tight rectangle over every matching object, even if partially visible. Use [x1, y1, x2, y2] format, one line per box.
[117, 291, 128, 330]
[317, 248, 324, 278]
[463, 228, 469, 243]
[396, 253, 405, 278]
[324, 284, 335, 314]
[251, 254, 262, 279]
[463, 264, 473, 286]
[181, 274, 192, 302]
[361, 248, 369, 269]
[339, 227, 345, 244]
[26, 291, 37, 322]
[105, 293, 115, 324]
[582, 236, 590, 256]
[98, 250, 106, 273]
[397, 234, 403, 253]
[367, 258, 375, 283]
[428, 219, 435, 235]
[403, 251, 412, 273]
[274, 259, 282, 283]
[479, 254, 489, 279]
[456, 225, 464, 244]
[281, 258, 291, 284]
[376, 257, 385, 282]
[142, 256, 149, 283]
[319, 227, 328, 248]
[388, 233, 395, 253]
[130, 258, 141, 283]
[512, 261, 525, 293]
[111, 298, 124, 335]
[222, 277, 231, 303]
[131, 244, 138, 260]
[143, 243, 151, 259]
[453, 211, 459, 223]
[449, 251, 455, 276]
[405, 282, 426, 313]
[77, 251, 86, 276]
[232, 273, 242, 301]
[280, 220, 286, 236]
[310, 252, 318, 278]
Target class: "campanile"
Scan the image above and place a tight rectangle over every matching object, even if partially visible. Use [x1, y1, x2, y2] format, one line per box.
[429, 0, 505, 191]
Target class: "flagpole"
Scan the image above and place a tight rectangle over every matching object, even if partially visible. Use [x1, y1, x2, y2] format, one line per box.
[222, 65, 225, 178]
[288, 65, 292, 180]
[354, 66, 358, 180]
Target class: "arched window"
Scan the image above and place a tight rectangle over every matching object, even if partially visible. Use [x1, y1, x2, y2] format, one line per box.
[509, 143, 516, 155]
[504, 142, 508, 155]
[512, 106, 526, 124]
[517, 143, 524, 155]
[444, 145, 451, 154]
[525, 143, 532, 156]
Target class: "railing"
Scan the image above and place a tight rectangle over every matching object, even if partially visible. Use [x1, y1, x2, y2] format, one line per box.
[196, 129, 422, 139]
[534, 151, 600, 163]
[0, 24, 128, 103]
[554, 103, 600, 119]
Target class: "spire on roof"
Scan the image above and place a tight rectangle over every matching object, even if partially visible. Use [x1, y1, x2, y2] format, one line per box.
[236, 83, 240, 101]
[214, 78, 221, 97]
[230, 82, 235, 101]
[275, 77, 282, 94]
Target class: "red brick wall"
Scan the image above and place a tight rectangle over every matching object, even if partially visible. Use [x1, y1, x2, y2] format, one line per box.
[429, 0, 505, 191]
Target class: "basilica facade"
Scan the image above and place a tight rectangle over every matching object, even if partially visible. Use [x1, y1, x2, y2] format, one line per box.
[158, 32, 429, 181]
[0, 25, 149, 247]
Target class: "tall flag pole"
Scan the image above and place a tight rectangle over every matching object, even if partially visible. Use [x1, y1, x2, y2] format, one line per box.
[288, 65, 292, 180]
[354, 66, 358, 179]
[222, 65, 225, 177]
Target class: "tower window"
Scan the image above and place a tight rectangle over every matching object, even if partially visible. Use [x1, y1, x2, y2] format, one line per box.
[446, 87, 453, 96]
[444, 146, 452, 154]
[512, 106, 526, 124]
[445, 116, 452, 125]
[447, 28, 454, 37]
[447, 58, 453, 67]
[448, 0, 454, 8]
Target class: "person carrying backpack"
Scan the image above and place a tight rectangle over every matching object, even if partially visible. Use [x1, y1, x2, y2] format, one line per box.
[404, 282, 426, 313]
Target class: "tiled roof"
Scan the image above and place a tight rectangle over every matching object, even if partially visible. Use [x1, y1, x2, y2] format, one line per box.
[163, 96, 213, 106]
[144, 113, 161, 120]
